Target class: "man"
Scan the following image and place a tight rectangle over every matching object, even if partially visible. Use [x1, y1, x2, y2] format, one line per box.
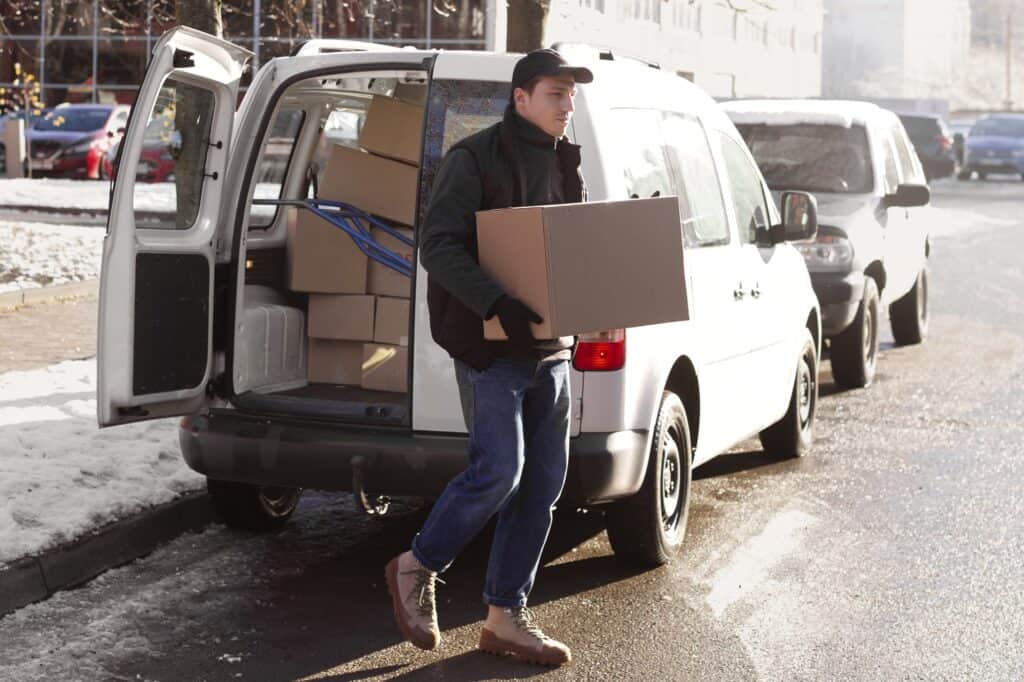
[385, 49, 593, 667]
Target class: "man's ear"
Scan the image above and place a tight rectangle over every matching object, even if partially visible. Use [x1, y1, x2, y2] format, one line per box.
[513, 87, 526, 107]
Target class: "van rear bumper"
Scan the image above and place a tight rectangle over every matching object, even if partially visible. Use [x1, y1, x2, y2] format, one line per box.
[179, 411, 648, 505]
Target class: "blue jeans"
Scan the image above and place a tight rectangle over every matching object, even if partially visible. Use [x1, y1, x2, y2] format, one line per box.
[411, 357, 571, 608]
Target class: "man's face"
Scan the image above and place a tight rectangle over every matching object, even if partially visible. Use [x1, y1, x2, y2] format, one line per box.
[514, 75, 577, 138]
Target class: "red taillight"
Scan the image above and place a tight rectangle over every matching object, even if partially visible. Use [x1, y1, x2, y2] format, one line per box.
[934, 134, 952, 150]
[573, 329, 626, 372]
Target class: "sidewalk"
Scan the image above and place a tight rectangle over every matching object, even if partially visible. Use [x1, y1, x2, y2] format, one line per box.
[0, 291, 209, 617]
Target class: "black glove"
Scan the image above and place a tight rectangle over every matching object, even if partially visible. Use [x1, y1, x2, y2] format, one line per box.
[491, 295, 543, 344]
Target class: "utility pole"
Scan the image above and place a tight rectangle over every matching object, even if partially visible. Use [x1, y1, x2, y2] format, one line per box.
[1006, 0, 1014, 110]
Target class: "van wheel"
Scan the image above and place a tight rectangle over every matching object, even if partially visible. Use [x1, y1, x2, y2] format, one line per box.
[830, 277, 879, 389]
[890, 266, 929, 346]
[207, 479, 302, 531]
[956, 170, 971, 180]
[760, 331, 818, 458]
[978, 171, 988, 180]
[605, 391, 691, 567]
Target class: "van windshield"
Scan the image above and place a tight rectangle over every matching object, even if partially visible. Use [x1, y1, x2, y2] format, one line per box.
[735, 123, 874, 194]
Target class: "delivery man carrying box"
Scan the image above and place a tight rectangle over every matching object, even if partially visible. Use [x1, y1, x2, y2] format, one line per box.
[385, 49, 593, 666]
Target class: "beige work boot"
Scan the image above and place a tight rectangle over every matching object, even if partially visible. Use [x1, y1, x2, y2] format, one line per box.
[479, 606, 571, 666]
[385, 550, 442, 650]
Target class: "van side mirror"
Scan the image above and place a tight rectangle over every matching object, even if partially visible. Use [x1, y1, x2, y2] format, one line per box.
[885, 183, 930, 208]
[772, 190, 818, 243]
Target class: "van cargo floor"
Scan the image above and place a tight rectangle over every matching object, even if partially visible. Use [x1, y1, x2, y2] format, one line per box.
[232, 383, 407, 425]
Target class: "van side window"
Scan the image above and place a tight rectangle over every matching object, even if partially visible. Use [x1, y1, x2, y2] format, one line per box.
[881, 133, 900, 194]
[248, 108, 306, 229]
[132, 78, 215, 230]
[717, 132, 771, 245]
[661, 112, 730, 246]
[608, 109, 674, 200]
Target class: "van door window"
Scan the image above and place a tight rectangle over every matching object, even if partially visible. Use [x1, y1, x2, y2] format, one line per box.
[881, 133, 900, 194]
[132, 79, 215, 230]
[891, 122, 925, 184]
[608, 108, 674, 200]
[661, 112, 730, 246]
[717, 132, 772, 245]
[248, 108, 305, 228]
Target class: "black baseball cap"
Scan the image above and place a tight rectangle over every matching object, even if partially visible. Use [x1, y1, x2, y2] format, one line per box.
[511, 48, 594, 90]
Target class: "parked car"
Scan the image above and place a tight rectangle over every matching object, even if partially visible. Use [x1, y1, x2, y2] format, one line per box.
[898, 113, 957, 180]
[725, 100, 931, 389]
[26, 103, 129, 179]
[98, 28, 822, 567]
[101, 111, 178, 183]
[958, 113, 1024, 180]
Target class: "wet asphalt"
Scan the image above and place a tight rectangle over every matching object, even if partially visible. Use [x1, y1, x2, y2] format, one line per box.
[1, 178, 1022, 681]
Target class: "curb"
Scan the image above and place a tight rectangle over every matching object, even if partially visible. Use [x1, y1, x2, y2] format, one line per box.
[0, 278, 99, 313]
[0, 491, 215, 618]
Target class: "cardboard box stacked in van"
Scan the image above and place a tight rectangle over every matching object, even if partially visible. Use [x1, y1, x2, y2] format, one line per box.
[288, 94, 422, 393]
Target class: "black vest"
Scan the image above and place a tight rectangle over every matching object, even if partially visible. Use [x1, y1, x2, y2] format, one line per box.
[426, 108, 586, 371]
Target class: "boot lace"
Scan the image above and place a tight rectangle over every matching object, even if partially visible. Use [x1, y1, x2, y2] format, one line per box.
[510, 607, 547, 641]
[403, 566, 444, 619]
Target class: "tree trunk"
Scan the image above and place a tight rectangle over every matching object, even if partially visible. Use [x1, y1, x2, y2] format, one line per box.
[506, 0, 549, 52]
[174, 0, 222, 228]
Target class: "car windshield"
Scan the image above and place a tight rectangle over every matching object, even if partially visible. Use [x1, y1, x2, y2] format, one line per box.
[34, 108, 110, 132]
[736, 123, 874, 194]
[969, 118, 1024, 137]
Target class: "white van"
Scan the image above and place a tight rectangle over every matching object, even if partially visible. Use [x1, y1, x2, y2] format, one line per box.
[98, 27, 821, 566]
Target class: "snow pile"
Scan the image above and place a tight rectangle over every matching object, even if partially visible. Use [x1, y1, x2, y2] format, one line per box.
[721, 99, 886, 128]
[0, 359, 203, 567]
[0, 219, 104, 293]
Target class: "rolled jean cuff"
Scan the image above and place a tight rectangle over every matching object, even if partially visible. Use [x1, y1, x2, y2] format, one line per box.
[483, 593, 528, 609]
[411, 536, 451, 574]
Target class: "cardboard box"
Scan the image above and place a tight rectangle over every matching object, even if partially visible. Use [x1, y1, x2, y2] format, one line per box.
[286, 207, 368, 294]
[367, 227, 415, 298]
[478, 197, 688, 340]
[319, 144, 419, 226]
[360, 95, 424, 166]
[308, 294, 375, 341]
[374, 296, 410, 346]
[308, 338, 364, 384]
[362, 343, 409, 393]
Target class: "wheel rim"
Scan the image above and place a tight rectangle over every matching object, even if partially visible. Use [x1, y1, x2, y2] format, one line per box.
[798, 350, 816, 429]
[863, 300, 877, 369]
[660, 428, 684, 530]
[259, 486, 299, 518]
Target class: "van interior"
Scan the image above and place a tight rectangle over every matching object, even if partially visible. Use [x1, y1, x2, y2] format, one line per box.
[230, 69, 431, 426]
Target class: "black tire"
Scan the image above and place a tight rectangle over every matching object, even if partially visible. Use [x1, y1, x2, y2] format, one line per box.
[890, 266, 929, 346]
[759, 330, 818, 458]
[830, 276, 880, 389]
[207, 478, 302, 532]
[606, 391, 692, 567]
[978, 171, 988, 180]
[956, 169, 971, 180]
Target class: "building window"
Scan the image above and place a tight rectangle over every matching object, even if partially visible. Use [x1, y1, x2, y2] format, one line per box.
[619, 0, 660, 24]
[579, 0, 605, 11]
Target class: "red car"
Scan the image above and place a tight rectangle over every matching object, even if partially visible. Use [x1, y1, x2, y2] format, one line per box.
[26, 104, 130, 179]
[101, 111, 178, 183]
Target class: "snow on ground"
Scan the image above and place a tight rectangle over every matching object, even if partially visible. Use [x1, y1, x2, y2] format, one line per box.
[0, 359, 202, 567]
[0, 218, 103, 293]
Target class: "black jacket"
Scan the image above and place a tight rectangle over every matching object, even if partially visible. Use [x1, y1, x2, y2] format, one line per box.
[419, 107, 586, 371]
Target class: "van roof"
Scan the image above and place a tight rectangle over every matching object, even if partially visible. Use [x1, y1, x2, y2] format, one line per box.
[721, 99, 894, 129]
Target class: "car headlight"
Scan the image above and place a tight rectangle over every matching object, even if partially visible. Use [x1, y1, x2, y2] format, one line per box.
[795, 232, 854, 271]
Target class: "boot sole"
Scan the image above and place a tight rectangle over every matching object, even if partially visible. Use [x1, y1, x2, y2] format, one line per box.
[478, 627, 571, 667]
[385, 557, 439, 651]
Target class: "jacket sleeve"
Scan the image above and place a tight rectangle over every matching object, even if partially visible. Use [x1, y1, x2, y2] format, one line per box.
[418, 148, 506, 319]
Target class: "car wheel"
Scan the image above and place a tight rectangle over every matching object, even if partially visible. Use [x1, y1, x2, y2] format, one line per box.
[830, 276, 880, 389]
[207, 478, 302, 531]
[759, 330, 818, 459]
[889, 266, 929, 346]
[606, 391, 691, 567]
[978, 171, 988, 180]
[957, 169, 972, 180]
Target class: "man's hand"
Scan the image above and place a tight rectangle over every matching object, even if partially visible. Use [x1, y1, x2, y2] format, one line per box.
[491, 296, 543, 344]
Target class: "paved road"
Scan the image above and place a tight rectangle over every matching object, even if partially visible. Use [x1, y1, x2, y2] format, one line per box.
[2, 179, 1023, 681]
[0, 294, 97, 372]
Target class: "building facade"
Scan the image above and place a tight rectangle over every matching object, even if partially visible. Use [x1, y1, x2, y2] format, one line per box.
[822, 0, 971, 101]
[0, 0, 821, 109]
[545, 0, 824, 98]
